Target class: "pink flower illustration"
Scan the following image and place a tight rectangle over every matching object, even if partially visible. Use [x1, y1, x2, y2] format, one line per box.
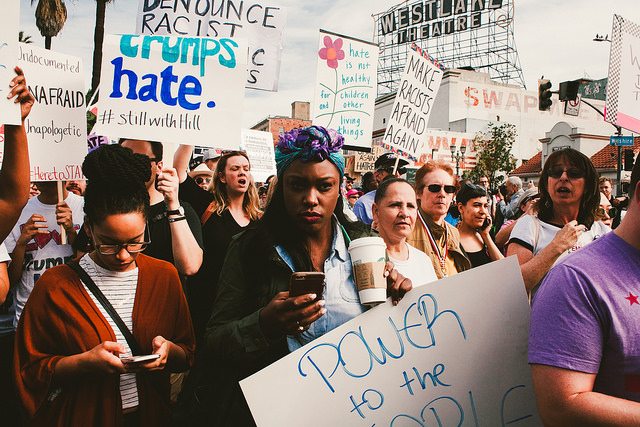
[318, 36, 345, 69]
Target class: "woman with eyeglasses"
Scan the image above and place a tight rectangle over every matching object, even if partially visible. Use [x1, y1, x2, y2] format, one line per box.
[507, 148, 609, 299]
[14, 145, 195, 426]
[174, 147, 261, 345]
[595, 192, 616, 228]
[455, 183, 504, 268]
[408, 161, 471, 278]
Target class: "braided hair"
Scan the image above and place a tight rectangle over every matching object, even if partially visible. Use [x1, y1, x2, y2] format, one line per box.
[82, 144, 151, 225]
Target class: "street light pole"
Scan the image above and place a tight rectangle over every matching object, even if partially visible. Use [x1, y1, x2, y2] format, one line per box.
[450, 144, 466, 176]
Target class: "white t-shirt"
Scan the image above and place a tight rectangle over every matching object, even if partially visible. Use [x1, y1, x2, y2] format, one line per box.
[509, 215, 610, 266]
[0, 243, 9, 263]
[5, 192, 84, 326]
[388, 243, 438, 288]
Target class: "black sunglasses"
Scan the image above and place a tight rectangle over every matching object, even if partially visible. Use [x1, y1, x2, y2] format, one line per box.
[195, 177, 212, 185]
[547, 168, 586, 179]
[427, 184, 457, 194]
[380, 165, 407, 175]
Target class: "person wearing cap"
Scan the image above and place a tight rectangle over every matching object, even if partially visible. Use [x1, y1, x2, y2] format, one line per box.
[187, 126, 411, 426]
[203, 148, 223, 171]
[189, 163, 214, 191]
[342, 174, 355, 197]
[352, 152, 408, 225]
[345, 189, 361, 209]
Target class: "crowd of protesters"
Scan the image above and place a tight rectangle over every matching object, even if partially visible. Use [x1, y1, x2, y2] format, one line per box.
[2, 67, 640, 426]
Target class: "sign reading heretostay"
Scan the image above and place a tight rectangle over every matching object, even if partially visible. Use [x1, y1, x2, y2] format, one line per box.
[382, 44, 444, 161]
[312, 30, 378, 151]
[240, 257, 541, 426]
[0, 0, 20, 125]
[136, 0, 286, 92]
[95, 34, 247, 149]
[16, 45, 87, 182]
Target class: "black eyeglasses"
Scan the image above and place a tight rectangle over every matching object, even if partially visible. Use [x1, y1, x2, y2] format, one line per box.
[90, 225, 151, 255]
[380, 165, 407, 175]
[547, 168, 586, 179]
[427, 184, 457, 194]
[596, 206, 618, 218]
[195, 177, 212, 185]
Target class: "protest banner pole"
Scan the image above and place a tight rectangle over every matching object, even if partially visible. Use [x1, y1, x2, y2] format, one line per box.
[57, 181, 66, 243]
[391, 155, 400, 175]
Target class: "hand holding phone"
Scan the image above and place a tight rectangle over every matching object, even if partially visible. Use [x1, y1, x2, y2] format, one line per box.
[480, 217, 491, 231]
[121, 354, 161, 364]
[289, 272, 325, 302]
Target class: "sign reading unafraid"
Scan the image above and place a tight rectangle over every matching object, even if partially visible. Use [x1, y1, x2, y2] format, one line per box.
[95, 34, 247, 149]
[240, 257, 540, 426]
[312, 30, 378, 151]
[241, 128, 276, 183]
[382, 44, 444, 161]
[17, 45, 87, 181]
[605, 15, 640, 134]
[136, 0, 286, 92]
[0, 0, 20, 125]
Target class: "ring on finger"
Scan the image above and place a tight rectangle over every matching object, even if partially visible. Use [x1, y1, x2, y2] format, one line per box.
[296, 320, 304, 332]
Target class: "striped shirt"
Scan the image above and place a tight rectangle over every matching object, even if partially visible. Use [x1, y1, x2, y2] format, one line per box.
[80, 254, 139, 409]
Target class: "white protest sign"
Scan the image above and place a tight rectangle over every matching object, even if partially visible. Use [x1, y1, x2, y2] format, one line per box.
[382, 45, 445, 161]
[605, 15, 640, 134]
[241, 257, 540, 426]
[312, 30, 378, 151]
[0, 0, 20, 125]
[136, 1, 286, 92]
[241, 128, 276, 183]
[95, 34, 247, 149]
[17, 45, 87, 181]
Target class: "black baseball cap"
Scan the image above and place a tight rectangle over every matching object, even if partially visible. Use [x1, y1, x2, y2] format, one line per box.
[374, 153, 409, 170]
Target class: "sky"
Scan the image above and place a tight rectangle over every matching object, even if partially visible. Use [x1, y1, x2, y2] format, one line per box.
[18, 0, 638, 128]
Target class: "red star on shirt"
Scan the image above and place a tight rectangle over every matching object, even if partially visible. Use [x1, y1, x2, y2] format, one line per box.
[625, 292, 639, 306]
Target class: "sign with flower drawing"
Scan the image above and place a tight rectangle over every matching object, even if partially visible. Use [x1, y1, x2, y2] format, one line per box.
[312, 30, 378, 151]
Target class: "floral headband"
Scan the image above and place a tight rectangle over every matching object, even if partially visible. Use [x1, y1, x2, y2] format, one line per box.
[275, 126, 345, 177]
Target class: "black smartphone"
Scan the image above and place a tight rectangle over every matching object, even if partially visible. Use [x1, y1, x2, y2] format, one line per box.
[481, 217, 491, 230]
[289, 272, 325, 302]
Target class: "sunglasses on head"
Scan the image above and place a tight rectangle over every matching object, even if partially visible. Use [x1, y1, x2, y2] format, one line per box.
[195, 177, 212, 185]
[547, 168, 586, 179]
[380, 165, 407, 175]
[427, 184, 457, 194]
[596, 206, 618, 218]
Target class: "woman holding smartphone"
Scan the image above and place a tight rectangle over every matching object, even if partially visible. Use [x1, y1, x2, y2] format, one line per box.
[455, 183, 504, 268]
[14, 145, 195, 426]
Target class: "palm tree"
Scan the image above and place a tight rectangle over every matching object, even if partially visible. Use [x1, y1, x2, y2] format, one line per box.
[89, 0, 114, 102]
[19, 31, 33, 44]
[31, 0, 67, 50]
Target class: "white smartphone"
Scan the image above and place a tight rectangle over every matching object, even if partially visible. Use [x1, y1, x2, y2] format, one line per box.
[121, 354, 160, 364]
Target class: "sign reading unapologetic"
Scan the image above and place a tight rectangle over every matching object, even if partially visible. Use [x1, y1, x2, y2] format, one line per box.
[605, 15, 640, 134]
[382, 44, 444, 161]
[136, 1, 286, 92]
[95, 34, 247, 149]
[0, 0, 20, 125]
[16, 45, 87, 181]
[241, 128, 276, 182]
[240, 257, 541, 426]
[312, 30, 378, 151]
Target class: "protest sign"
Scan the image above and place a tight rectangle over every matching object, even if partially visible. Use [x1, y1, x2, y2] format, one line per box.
[0, 0, 20, 125]
[605, 15, 640, 133]
[354, 145, 385, 172]
[241, 257, 540, 426]
[87, 133, 111, 153]
[136, 1, 286, 92]
[16, 45, 86, 182]
[382, 44, 445, 161]
[94, 34, 247, 149]
[241, 128, 276, 182]
[312, 30, 378, 151]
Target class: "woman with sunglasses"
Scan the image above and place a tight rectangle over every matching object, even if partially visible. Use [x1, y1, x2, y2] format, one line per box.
[507, 148, 609, 299]
[188, 163, 214, 191]
[174, 147, 261, 345]
[455, 183, 504, 268]
[408, 161, 471, 278]
[14, 145, 195, 426]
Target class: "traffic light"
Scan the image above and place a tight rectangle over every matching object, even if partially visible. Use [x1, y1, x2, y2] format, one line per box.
[624, 149, 635, 171]
[538, 79, 553, 111]
[558, 80, 580, 101]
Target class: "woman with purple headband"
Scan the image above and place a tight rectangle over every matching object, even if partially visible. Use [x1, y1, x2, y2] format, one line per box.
[178, 126, 411, 425]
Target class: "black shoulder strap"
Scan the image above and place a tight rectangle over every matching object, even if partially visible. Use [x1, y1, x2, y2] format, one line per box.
[67, 260, 143, 355]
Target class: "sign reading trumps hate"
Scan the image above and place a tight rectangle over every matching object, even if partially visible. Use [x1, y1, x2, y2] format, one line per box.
[95, 34, 247, 149]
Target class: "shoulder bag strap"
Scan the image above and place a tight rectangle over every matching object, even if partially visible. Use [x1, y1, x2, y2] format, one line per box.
[200, 200, 217, 226]
[67, 260, 143, 355]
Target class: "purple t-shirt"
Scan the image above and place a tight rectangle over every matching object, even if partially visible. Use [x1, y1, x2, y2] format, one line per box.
[529, 232, 640, 401]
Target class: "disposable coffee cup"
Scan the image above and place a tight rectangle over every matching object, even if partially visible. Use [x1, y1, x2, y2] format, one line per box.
[348, 237, 387, 305]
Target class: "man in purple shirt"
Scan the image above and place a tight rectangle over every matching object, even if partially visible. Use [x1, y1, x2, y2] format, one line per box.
[529, 155, 640, 425]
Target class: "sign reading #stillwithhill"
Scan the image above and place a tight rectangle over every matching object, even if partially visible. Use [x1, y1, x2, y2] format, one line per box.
[241, 257, 541, 426]
[95, 34, 247, 148]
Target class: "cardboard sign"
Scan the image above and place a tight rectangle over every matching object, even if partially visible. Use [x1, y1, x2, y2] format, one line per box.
[241, 128, 276, 183]
[94, 34, 247, 149]
[605, 15, 640, 133]
[354, 146, 385, 173]
[240, 257, 540, 426]
[136, 1, 286, 92]
[312, 30, 378, 151]
[0, 0, 20, 125]
[382, 44, 445, 161]
[16, 45, 87, 181]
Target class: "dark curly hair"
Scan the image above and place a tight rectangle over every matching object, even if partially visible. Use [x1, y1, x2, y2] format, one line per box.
[537, 148, 599, 228]
[82, 144, 151, 225]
